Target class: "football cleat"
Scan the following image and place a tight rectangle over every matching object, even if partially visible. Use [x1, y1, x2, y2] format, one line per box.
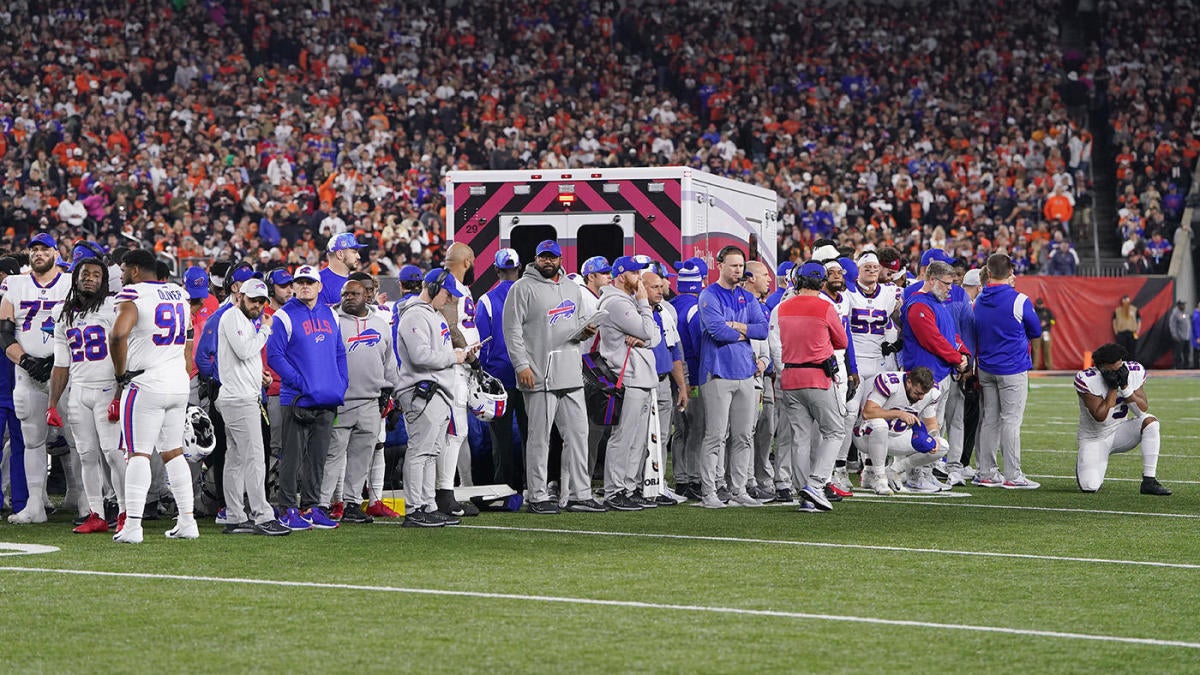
[113, 522, 144, 544]
[831, 467, 854, 494]
[304, 507, 339, 529]
[365, 500, 402, 518]
[1001, 476, 1041, 490]
[1140, 477, 1172, 496]
[165, 518, 201, 539]
[801, 485, 833, 512]
[73, 512, 109, 534]
[8, 506, 48, 524]
[329, 501, 345, 521]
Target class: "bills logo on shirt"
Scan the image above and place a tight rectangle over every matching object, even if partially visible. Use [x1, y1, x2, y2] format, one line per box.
[347, 328, 382, 352]
[547, 299, 576, 326]
[439, 322, 451, 344]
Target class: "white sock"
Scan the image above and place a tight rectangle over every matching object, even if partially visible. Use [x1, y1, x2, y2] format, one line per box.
[1141, 421, 1161, 477]
[124, 455, 151, 528]
[370, 444, 385, 503]
[164, 455, 195, 522]
[78, 450, 106, 515]
[103, 448, 127, 511]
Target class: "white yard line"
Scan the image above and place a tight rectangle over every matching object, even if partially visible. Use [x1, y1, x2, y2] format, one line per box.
[1, 566, 1197, 650]
[1023, 448, 1198, 458]
[440, 524, 1200, 570]
[1029, 474, 1200, 485]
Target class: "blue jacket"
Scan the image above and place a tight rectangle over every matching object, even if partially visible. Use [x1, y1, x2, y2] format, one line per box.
[318, 267, 348, 306]
[1193, 309, 1200, 349]
[698, 284, 768, 382]
[195, 301, 233, 381]
[952, 299, 978, 356]
[974, 284, 1041, 376]
[266, 298, 348, 407]
[651, 310, 682, 377]
[0, 355, 13, 407]
[764, 287, 786, 313]
[477, 281, 517, 389]
[670, 292, 704, 386]
[901, 292, 961, 382]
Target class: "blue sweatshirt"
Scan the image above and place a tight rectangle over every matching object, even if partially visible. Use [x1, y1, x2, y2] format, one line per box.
[670, 292, 704, 386]
[266, 298, 348, 407]
[477, 280, 517, 389]
[974, 284, 1041, 376]
[390, 292, 419, 365]
[764, 287, 786, 312]
[195, 301, 233, 381]
[318, 266, 349, 306]
[952, 299, 978, 356]
[0, 354, 13, 407]
[698, 283, 768, 382]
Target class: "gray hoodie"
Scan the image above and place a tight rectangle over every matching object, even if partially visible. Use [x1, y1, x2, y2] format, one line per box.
[503, 263, 589, 391]
[597, 285, 660, 389]
[337, 306, 402, 401]
[394, 300, 458, 392]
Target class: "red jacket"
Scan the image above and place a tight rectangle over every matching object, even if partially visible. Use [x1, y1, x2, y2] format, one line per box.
[773, 294, 847, 390]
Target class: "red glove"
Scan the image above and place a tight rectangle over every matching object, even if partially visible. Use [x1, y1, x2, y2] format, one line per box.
[46, 407, 63, 428]
[108, 396, 121, 423]
[381, 397, 395, 419]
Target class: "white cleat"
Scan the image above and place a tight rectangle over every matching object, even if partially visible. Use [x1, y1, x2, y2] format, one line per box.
[728, 492, 763, 507]
[867, 470, 894, 496]
[113, 525, 144, 544]
[8, 507, 48, 524]
[165, 518, 200, 540]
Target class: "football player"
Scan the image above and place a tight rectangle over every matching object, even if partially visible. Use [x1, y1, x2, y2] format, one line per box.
[853, 367, 947, 495]
[1074, 343, 1171, 495]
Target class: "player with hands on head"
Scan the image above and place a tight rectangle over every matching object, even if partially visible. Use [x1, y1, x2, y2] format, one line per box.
[853, 367, 947, 495]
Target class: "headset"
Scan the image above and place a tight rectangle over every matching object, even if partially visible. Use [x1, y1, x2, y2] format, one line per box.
[426, 268, 450, 297]
[716, 245, 744, 263]
[224, 259, 258, 295]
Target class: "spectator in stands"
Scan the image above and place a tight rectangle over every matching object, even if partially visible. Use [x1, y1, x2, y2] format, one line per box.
[1144, 232, 1173, 274]
[1121, 249, 1153, 276]
[1046, 241, 1079, 276]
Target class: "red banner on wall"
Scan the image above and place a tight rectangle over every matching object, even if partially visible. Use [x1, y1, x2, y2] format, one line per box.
[1014, 276, 1176, 371]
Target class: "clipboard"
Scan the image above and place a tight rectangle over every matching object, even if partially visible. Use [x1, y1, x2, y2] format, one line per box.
[568, 309, 608, 343]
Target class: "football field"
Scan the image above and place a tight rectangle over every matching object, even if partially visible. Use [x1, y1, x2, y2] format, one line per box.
[2, 374, 1199, 672]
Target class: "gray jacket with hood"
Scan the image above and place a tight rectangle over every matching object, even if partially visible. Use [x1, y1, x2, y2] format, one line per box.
[597, 284, 660, 389]
[503, 262, 589, 391]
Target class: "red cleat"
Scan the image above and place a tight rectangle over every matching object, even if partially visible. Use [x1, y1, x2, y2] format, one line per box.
[365, 500, 401, 518]
[116, 512, 127, 534]
[73, 512, 109, 534]
[329, 501, 345, 521]
[826, 482, 853, 498]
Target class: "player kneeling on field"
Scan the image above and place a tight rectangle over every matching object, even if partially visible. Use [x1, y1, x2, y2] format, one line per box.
[852, 367, 949, 495]
[1074, 343, 1171, 495]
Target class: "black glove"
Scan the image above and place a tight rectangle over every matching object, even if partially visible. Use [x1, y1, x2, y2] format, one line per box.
[1114, 363, 1130, 389]
[845, 379, 858, 403]
[881, 337, 903, 357]
[378, 387, 394, 414]
[19, 354, 53, 382]
[1100, 368, 1122, 390]
[385, 406, 402, 432]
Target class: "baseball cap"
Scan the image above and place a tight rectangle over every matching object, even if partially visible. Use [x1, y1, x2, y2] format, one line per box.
[581, 256, 611, 276]
[494, 248, 520, 270]
[424, 267, 463, 297]
[611, 256, 651, 276]
[920, 248, 955, 267]
[0, 257, 20, 276]
[398, 265, 423, 282]
[267, 268, 293, 287]
[796, 261, 827, 281]
[293, 265, 321, 283]
[241, 278, 269, 299]
[535, 240, 563, 257]
[183, 266, 210, 299]
[776, 261, 795, 278]
[962, 269, 982, 287]
[910, 422, 938, 453]
[30, 232, 56, 249]
[230, 265, 257, 284]
[327, 232, 367, 252]
[55, 256, 70, 269]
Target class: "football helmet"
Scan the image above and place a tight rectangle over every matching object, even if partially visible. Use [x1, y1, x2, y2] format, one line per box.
[467, 368, 508, 421]
[183, 405, 217, 462]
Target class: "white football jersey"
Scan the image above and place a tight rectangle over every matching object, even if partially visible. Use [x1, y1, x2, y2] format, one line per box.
[114, 281, 191, 395]
[820, 289, 853, 384]
[2, 272, 70, 358]
[861, 371, 941, 432]
[1074, 362, 1147, 439]
[457, 292, 480, 346]
[53, 296, 118, 385]
[848, 282, 902, 372]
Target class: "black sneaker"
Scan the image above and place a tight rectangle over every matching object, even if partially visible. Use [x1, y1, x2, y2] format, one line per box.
[604, 493, 643, 511]
[403, 508, 447, 528]
[222, 520, 257, 534]
[746, 485, 777, 503]
[528, 500, 561, 515]
[428, 510, 461, 526]
[680, 483, 704, 501]
[776, 488, 794, 503]
[715, 486, 732, 503]
[564, 499, 608, 513]
[104, 499, 119, 528]
[459, 499, 480, 517]
[653, 494, 678, 506]
[341, 503, 375, 524]
[1141, 477, 1172, 496]
[823, 484, 844, 503]
[435, 489, 466, 517]
[632, 493, 658, 509]
[254, 520, 291, 536]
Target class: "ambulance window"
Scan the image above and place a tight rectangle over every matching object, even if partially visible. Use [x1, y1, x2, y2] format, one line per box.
[509, 225, 558, 269]
[748, 233, 759, 261]
[576, 224, 624, 273]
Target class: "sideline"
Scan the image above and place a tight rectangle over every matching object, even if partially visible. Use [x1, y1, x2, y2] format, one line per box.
[1, 566, 1197, 650]
[848, 497, 1200, 519]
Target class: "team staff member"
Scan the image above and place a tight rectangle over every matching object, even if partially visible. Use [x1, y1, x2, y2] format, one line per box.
[743, 260, 778, 501]
[768, 262, 846, 511]
[973, 254, 1042, 489]
[318, 233, 366, 306]
[263, 267, 293, 483]
[648, 265, 688, 504]
[2, 232, 70, 524]
[503, 240, 601, 514]
[320, 279, 401, 524]
[215, 279, 289, 536]
[697, 246, 768, 509]
[477, 249, 527, 492]
[394, 268, 475, 527]
[1074, 343, 1171, 495]
[578, 255, 613, 480]
[266, 265, 348, 531]
[668, 257, 706, 499]
[110, 249, 198, 543]
[436, 242, 480, 516]
[596, 256, 659, 512]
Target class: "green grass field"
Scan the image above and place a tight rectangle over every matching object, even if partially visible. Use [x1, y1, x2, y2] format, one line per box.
[2, 375, 1199, 673]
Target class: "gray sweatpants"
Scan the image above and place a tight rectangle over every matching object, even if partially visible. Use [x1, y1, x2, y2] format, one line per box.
[654, 378, 673, 473]
[669, 386, 703, 486]
[753, 376, 776, 488]
[771, 379, 794, 490]
[524, 388, 592, 503]
[321, 400, 380, 507]
[943, 376, 966, 465]
[278, 405, 334, 511]
[699, 377, 756, 498]
[401, 391, 452, 512]
[778, 387, 844, 489]
[977, 369, 1029, 481]
[217, 397, 272, 525]
[604, 385, 653, 497]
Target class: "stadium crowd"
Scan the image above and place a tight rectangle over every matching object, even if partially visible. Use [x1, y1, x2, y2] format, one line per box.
[0, 0, 1193, 280]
